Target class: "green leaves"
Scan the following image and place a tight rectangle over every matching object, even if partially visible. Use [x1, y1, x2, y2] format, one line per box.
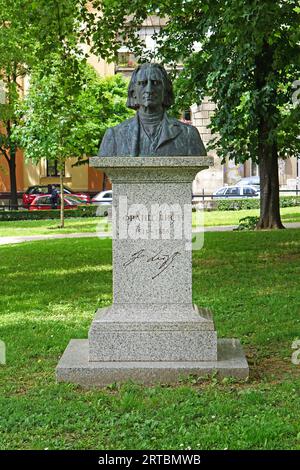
[84, 0, 300, 164]
[15, 61, 132, 165]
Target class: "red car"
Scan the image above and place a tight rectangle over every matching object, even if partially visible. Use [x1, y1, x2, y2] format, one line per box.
[29, 194, 88, 211]
[23, 185, 90, 208]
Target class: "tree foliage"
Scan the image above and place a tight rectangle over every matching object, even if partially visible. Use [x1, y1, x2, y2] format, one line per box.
[0, 0, 85, 208]
[0, 0, 35, 207]
[14, 61, 132, 163]
[85, 0, 300, 228]
[14, 56, 132, 226]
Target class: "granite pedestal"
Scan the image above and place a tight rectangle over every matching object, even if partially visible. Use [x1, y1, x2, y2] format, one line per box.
[56, 157, 249, 386]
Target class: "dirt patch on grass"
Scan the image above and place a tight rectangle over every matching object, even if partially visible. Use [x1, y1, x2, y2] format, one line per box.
[258, 252, 300, 263]
[277, 252, 300, 262]
[248, 349, 300, 382]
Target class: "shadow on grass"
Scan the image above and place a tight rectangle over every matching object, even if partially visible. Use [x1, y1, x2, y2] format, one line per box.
[0, 231, 300, 449]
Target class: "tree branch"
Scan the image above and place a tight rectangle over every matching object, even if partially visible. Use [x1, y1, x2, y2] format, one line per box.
[55, 0, 66, 55]
[0, 145, 10, 162]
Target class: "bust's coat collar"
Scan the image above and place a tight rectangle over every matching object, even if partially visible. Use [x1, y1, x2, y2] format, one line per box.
[126, 112, 182, 156]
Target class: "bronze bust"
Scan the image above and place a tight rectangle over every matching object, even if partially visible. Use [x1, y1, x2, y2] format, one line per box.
[99, 63, 206, 157]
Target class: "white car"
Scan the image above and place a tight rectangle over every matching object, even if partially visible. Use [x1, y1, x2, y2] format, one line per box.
[91, 190, 112, 216]
[236, 176, 260, 190]
[213, 185, 259, 198]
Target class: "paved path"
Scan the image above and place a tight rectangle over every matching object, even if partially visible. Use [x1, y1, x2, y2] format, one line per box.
[0, 222, 299, 246]
[0, 231, 109, 245]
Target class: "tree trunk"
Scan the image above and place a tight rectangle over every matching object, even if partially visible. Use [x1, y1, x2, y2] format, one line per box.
[5, 117, 18, 210]
[8, 149, 18, 210]
[59, 167, 64, 228]
[254, 43, 284, 230]
[257, 143, 285, 230]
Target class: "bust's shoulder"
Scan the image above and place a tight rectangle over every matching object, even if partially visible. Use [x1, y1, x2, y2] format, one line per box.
[167, 116, 198, 132]
[109, 116, 136, 132]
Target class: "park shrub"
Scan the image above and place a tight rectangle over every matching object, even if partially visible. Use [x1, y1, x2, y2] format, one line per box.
[215, 198, 259, 211]
[215, 196, 300, 211]
[0, 205, 97, 221]
[279, 196, 300, 208]
[234, 216, 260, 231]
[1, 196, 299, 220]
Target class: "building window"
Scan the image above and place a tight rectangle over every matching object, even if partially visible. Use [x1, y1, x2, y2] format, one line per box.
[138, 26, 158, 51]
[116, 22, 162, 71]
[47, 160, 64, 177]
[181, 110, 192, 124]
[117, 51, 137, 68]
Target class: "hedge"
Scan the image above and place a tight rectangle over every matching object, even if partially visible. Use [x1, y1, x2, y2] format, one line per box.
[192, 195, 300, 211]
[0, 205, 97, 221]
[215, 195, 300, 211]
[1, 196, 299, 220]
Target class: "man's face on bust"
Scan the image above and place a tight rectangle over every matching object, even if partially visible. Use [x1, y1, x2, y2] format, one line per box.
[134, 66, 164, 112]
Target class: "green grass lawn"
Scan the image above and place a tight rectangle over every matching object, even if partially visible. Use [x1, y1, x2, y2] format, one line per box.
[0, 217, 99, 237]
[203, 206, 300, 226]
[0, 206, 299, 237]
[0, 230, 300, 449]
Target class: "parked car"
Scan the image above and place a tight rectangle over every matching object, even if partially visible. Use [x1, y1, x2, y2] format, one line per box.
[236, 176, 260, 189]
[23, 185, 90, 208]
[91, 190, 112, 216]
[213, 185, 259, 198]
[29, 194, 87, 211]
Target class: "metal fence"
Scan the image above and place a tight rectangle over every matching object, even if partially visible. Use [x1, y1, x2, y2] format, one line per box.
[0, 200, 23, 211]
[0, 189, 299, 212]
[192, 188, 300, 202]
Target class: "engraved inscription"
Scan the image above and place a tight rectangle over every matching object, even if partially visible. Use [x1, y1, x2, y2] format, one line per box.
[123, 248, 181, 280]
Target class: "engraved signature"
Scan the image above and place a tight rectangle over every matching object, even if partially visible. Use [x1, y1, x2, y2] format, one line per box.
[123, 249, 146, 267]
[123, 249, 181, 279]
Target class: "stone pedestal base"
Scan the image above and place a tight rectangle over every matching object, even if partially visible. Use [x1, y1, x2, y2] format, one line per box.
[56, 338, 249, 387]
[88, 305, 217, 362]
[55, 157, 249, 386]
